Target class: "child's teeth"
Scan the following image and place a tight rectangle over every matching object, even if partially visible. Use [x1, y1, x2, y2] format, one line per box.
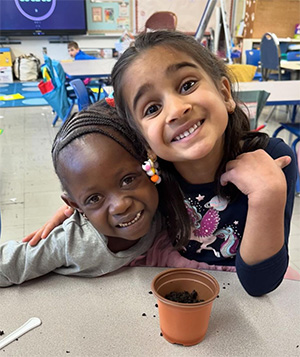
[118, 211, 142, 227]
[175, 121, 202, 142]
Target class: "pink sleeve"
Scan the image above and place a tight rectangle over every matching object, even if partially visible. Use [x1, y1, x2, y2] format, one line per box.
[128, 231, 236, 272]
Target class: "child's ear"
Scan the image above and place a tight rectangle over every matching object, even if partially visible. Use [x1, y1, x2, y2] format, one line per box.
[220, 76, 236, 113]
[61, 193, 83, 214]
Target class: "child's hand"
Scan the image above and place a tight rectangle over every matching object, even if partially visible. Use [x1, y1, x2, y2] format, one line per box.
[220, 150, 291, 202]
[222, 150, 292, 265]
[22, 205, 74, 246]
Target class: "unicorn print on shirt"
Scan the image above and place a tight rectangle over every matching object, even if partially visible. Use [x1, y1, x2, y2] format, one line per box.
[185, 195, 239, 259]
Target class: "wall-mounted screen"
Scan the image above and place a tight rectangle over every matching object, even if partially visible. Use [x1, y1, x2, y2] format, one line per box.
[0, 0, 87, 37]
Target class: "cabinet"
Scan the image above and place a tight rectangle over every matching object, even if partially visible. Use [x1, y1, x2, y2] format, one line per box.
[241, 37, 300, 64]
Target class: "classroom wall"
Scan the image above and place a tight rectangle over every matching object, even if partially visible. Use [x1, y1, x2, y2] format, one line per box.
[3, 0, 235, 64]
[136, 0, 233, 33]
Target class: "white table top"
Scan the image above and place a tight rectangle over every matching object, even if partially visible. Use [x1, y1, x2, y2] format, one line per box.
[236, 80, 300, 105]
[243, 38, 300, 43]
[60, 59, 117, 78]
[0, 267, 299, 356]
[281, 60, 300, 71]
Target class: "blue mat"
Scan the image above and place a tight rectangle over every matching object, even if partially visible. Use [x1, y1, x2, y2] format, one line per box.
[0, 82, 48, 108]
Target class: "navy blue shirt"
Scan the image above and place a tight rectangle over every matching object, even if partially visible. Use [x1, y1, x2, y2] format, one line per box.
[178, 138, 297, 296]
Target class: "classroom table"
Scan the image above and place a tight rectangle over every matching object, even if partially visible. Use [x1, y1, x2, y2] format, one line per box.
[236, 80, 300, 123]
[0, 267, 299, 357]
[281, 60, 300, 80]
[60, 59, 117, 79]
[237, 80, 300, 106]
[60, 59, 117, 100]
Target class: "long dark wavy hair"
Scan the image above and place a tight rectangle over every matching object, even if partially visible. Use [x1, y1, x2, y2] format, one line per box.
[52, 99, 191, 247]
[111, 30, 270, 201]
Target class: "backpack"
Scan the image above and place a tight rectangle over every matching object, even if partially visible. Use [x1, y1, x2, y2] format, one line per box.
[13, 53, 41, 81]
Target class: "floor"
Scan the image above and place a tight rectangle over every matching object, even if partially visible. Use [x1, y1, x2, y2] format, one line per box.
[0, 100, 299, 273]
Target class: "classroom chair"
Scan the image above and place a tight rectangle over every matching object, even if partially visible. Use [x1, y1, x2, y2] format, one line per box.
[260, 32, 290, 81]
[69, 79, 96, 111]
[272, 122, 300, 195]
[245, 49, 262, 81]
[144, 11, 177, 32]
[260, 33, 291, 123]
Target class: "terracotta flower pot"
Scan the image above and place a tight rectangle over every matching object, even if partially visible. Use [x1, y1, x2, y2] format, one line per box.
[151, 268, 219, 346]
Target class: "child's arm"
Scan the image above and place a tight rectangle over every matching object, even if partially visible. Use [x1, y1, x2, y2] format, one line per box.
[128, 231, 236, 272]
[221, 144, 296, 295]
[0, 228, 67, 287]
[1, 211, 158, 287]
[221, 150, 290, 264]
[1, 216, 97, 287]
[22, 205, 74, 246]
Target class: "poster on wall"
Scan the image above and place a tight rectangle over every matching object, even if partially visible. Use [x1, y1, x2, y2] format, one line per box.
[104, 8, 114, 23]
[92, 7, 102, 22]
[86, 0, 133, 34]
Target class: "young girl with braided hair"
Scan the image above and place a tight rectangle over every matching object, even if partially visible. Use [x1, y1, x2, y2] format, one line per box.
[110, 30, 297, 296]
[1, 99, 196, 287]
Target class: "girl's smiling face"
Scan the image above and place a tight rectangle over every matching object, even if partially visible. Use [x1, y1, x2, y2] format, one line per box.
[122, 46, 236, 180]
[59, 134, 159, 241]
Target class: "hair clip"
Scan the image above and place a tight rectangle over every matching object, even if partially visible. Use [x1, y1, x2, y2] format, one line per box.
[105, 95, 115, 107]
[142, 156, 162, 184]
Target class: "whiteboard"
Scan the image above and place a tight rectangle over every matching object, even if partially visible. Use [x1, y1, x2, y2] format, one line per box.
[135, 0, 233, 34]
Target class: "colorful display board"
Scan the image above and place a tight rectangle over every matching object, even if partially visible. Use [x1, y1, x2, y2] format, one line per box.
[86, 0, 133, 34]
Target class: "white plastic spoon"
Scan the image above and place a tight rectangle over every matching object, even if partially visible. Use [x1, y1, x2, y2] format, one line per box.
[0, 317, 42, 350]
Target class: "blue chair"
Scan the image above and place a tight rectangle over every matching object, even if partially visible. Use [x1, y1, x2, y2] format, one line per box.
[260, 33, 291, 124]
[245, 49, 262, 81]
[260, 32, 290, 81]
[245, 49, 260, 66]
[69, 79, 96, 111]
[273, 123, 300, 195]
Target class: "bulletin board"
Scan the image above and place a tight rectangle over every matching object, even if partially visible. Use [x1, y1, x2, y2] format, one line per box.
[243, 0, 300, 38]
[135, 0, 233, 34]
[86, 0, 134, 34]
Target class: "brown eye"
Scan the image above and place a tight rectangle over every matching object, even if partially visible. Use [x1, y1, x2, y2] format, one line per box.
[145, 104, 160, 117]
[86, 195, 102, 205]
[181, 80, 196, 93]
[122, 175, 135, 187]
